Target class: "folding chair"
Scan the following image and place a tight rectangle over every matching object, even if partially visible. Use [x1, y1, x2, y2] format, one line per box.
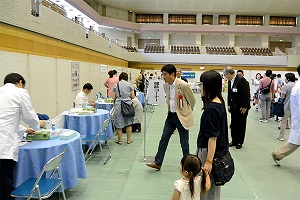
[83, 118, 112, 164]
[11, 148, 67, 200]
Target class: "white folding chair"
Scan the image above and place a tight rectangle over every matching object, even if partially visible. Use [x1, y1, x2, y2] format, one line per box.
[83, 118, 112, 164]
[11, 148, 67, 200]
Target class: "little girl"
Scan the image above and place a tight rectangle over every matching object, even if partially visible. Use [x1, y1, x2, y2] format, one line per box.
[171, 154, 211, 200]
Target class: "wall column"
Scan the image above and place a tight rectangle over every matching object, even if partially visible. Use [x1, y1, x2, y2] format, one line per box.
[264, 15, 270, 26]
[196, 14, 202, 25]
[163, 13, 168, 24]
[163, 33, 170, 50]
[230, 14, 236, 26]
[196, 34, 202, 48]
[261, 35, 269, 48]
[213, 15, 219, 25]
[229, 34, 235, 47]
[295, 37, 300, 47]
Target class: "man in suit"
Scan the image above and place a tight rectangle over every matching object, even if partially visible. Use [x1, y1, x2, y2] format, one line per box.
[176, 68, 188, 83]
[223, 66, 250, 149]
[147, 64, 196, 170]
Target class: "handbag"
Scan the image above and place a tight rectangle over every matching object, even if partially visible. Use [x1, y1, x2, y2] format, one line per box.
[260, 80, 272, 94]
[211, 151, 234, 186]
[273, 98, 284, 117]
[117, 83, 135, 117]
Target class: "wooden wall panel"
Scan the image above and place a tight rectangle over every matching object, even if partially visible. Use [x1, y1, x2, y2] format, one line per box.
[0, 23, 128, 68]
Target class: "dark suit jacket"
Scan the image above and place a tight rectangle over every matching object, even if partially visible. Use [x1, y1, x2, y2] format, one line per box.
[181, 77, 188, 83]
[228, 74, 251, 109]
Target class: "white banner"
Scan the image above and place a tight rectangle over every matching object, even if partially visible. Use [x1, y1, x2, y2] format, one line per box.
[147, 80, 165, 105]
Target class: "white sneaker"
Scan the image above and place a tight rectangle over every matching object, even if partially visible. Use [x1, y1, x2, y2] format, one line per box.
[261, 120, 268, 123]
[277, 137, 284, 141]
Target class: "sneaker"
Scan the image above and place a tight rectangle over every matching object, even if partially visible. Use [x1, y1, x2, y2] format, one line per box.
[259, 118, 264, 122]
[277, 137, 284, 141]
[261, 120, 268, 123]
[271, 152, 281, 166]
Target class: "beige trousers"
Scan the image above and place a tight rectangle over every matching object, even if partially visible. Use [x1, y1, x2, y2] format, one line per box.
[273, 142, 300, 160]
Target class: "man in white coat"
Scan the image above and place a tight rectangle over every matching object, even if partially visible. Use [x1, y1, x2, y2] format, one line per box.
[272, 64, 300, 166]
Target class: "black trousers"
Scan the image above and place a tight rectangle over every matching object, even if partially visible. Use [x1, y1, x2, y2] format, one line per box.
[0, 159, 16, 200]
[230, 105, 249, 145]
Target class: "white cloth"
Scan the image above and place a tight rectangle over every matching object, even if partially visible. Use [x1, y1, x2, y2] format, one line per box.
[132, 97, 143, 124]
[169, 79, 177, 113]
[174, 176, 202, 200]
[0, 83, 40, 161]
[230, 74, 237, 89]
[75, 90, 88, 107]
[288, 81, 300, 145]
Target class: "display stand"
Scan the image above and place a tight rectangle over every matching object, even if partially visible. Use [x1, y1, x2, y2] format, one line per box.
[139, 80, 165, 162]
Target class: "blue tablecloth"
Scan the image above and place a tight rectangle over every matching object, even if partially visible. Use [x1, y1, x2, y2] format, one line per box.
[15, 130, 87, 189]
[94, 101, 114, 111]
[64, 109, 113, 140]
[137, 92, 145, 107]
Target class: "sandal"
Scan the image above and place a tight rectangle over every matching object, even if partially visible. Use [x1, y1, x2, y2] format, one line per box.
[127, 140, 133, 144]
[115, 140, 122, 145]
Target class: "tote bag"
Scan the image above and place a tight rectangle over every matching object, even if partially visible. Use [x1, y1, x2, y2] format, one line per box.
[212, 151, 235, 186]
[117, 83, 135, 117]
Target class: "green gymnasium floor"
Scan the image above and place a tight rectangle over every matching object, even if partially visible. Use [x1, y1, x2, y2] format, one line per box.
[65, 93, 300, 200]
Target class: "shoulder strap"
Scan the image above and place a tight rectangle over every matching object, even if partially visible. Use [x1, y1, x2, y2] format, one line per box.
[117, 82, 122, 98]
[268, 79, 272, 86]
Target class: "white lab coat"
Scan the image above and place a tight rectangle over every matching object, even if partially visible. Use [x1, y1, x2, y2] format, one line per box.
[0, 83, 40, 161]
[288, 81, 300, 145]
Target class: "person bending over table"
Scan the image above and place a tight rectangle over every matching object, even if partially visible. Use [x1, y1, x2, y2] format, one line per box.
[0, 73, 42, 200]
[75, 83, 95, 107]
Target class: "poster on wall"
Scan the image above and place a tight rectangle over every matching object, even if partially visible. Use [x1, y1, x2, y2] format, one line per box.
[71, 62, 80, 91]
[101, 64, 107, 72]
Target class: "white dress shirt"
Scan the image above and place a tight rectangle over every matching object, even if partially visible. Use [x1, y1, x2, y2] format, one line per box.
[169, 79, 177, 113]
[75, 90, 88, 107]
[230, 74, 237, 89]
[0, 83, 40, 161]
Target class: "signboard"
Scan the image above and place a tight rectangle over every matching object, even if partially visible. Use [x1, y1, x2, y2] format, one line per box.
[101, 64, 107, 72]
[181, 72, 195, 79]
[71, 62, 80, 91]
[147, 80, 165, 105]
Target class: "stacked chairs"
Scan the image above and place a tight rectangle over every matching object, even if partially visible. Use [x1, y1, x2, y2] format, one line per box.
[170, 46, 200, 54]
[205, 46, 237, 55]
[240, 47, 273, 56]
[144, 45, 164, 53]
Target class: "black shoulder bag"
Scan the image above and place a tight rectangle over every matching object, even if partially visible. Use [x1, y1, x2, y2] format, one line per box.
[260, 80, 272, 94]
[117, 83, 135, 117]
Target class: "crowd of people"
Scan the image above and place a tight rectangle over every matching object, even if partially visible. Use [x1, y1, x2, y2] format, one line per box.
[1, 64, 300, 200]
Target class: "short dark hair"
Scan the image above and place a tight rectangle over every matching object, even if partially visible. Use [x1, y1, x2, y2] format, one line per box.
[285, 73, 296, 82]
[297, 64, 300, 76]
[83, 83, 93, 90]
[108, 70, 114, 78]
[112, 70, 117, 75]
[265, 70, 272, 77]
[237, 70, 244, 74]
[161, 64, 176, 77]
[4, 73, 26, 86]
[119, 72, 128, 81]
[277, 74, 281, 78]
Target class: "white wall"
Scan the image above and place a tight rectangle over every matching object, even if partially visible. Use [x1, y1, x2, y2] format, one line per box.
[169, 34, 197, 46]
[106, 6, 128, 21]
[202, 35, 229, 46]
[97, 27, 135, 46]
[0, 50, 128, 118]
[235, 35, 262, 47]
[269, 36, 295, 44]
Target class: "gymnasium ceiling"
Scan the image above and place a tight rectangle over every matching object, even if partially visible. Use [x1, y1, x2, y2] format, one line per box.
[94, 0, 300, 16]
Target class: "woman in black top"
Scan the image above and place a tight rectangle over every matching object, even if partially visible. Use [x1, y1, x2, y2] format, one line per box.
[196, 70, 229, 200]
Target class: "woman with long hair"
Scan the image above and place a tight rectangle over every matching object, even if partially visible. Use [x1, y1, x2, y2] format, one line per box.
[196, 70, 229, 200]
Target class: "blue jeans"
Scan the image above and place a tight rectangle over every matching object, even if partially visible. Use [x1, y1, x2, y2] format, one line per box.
[154, 112, 189, 166]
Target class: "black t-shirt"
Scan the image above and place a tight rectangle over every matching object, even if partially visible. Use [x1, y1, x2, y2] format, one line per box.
[197, 102, 229, 158]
